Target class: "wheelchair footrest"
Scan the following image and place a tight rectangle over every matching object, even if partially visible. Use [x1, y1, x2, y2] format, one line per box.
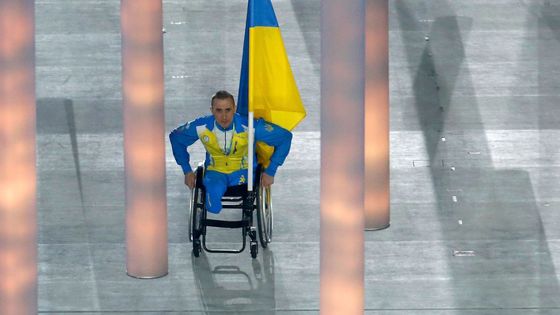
[203, 219, 249, 229]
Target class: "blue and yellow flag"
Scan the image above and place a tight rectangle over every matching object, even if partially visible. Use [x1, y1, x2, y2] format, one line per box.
[237, 0, 306, 166]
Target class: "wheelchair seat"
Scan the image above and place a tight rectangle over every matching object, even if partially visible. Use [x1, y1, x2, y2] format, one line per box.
[223, 184, 248, 197]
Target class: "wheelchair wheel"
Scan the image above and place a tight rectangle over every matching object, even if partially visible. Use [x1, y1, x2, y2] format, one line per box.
[189, 174, 204, 242]
[188, 186, 195, 242]
[193, 239, 201, 257]
[256, 184, 273, 248]
[250, 241, 258, 259]
[190, 165, 205, 253]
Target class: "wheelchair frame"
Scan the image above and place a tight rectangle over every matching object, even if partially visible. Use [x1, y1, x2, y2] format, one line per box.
[188, 163, 273, 259]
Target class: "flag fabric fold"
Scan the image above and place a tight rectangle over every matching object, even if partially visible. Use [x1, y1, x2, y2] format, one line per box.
[238, 0, 306, 167]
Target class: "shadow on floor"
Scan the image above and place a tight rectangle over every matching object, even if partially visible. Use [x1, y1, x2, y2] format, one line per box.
[394, 0, 560, 311]
[191, 249, 276, 313]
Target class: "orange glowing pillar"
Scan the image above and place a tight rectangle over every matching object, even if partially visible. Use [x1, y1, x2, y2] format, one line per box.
[365, 0, 389, 230]
[0, 0, 37, 313]
[121, 0, 168, 278]
[321, 0, 365, 314]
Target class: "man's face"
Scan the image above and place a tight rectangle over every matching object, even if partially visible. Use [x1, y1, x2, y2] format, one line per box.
[211, 97, 236, 129]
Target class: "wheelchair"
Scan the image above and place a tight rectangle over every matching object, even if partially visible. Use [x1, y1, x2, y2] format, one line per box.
[188, 163, 273, 259]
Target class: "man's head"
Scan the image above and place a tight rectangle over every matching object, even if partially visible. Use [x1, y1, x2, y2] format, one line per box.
[211, 90, 236, 129]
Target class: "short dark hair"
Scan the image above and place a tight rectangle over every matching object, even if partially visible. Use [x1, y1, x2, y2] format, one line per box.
[211, 90, 235, 107]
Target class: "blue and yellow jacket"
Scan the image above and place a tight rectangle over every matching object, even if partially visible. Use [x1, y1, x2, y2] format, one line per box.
[169, 113, 292, 177]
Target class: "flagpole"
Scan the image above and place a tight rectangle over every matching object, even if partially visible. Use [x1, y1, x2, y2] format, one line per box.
[247, 0, 255, 193]
[248, 112, 254, 191]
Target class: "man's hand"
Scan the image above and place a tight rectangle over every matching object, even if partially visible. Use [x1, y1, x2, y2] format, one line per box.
[185, 172, 196, 190]
[261, 173, 274, 188]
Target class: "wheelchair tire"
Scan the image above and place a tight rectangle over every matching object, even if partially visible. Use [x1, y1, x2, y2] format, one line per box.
[193, 239, 201, 257]
[190, 165, 205, 242]
[256, 184, 273, 248]
[188, 186, 196, 242]
[190, 182, 203, 242]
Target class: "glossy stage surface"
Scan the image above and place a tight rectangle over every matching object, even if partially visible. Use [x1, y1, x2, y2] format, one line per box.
[37, 0, 560, 313]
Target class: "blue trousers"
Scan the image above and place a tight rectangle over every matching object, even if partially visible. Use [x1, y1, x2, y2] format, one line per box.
[203, 169, 248, 213]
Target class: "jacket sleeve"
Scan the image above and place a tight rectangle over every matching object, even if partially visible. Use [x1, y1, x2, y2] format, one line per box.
[169, 120, 200, 174]
[254, 119, 293, 176]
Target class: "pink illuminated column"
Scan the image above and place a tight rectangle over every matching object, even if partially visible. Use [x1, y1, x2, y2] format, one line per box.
[321, 0, 365, 314]
[0, 0, 37, 314]
[365, 0, 390, 230]
[121, 0, 168, 278]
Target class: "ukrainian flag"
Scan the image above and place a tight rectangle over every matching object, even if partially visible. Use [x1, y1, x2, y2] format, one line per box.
[237, 0, 306, 166]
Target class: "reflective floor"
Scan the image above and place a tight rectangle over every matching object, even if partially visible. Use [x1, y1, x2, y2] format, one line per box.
[37, 0, 560, 314]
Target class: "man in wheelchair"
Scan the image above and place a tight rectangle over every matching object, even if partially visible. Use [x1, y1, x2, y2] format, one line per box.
[169, 90, 292, 257]
[169, 90, 292, 214]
